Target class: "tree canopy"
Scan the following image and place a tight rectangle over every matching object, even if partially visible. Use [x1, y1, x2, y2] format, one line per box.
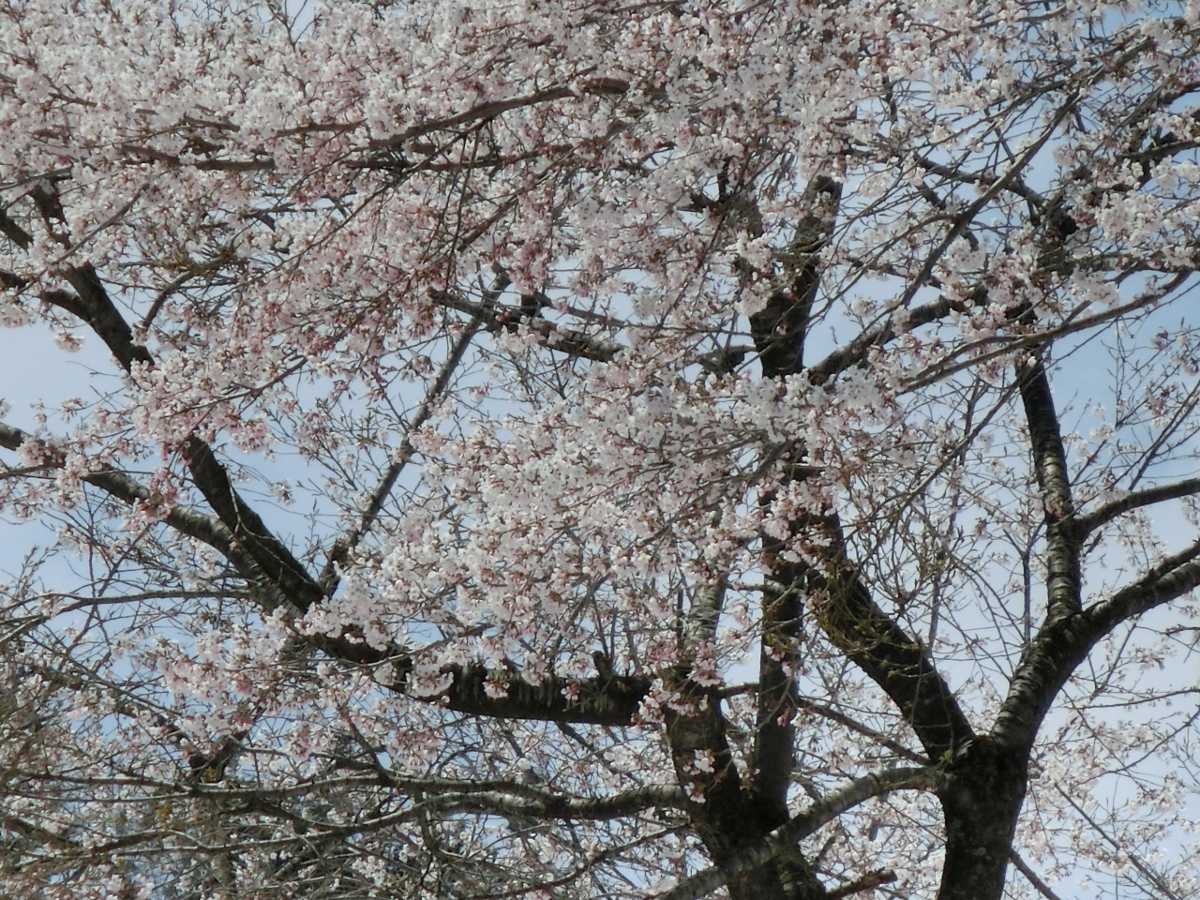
[3, 1, 1200, 898]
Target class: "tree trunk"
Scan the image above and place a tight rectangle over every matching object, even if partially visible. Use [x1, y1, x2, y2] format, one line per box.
[937, 737, 1028, 900]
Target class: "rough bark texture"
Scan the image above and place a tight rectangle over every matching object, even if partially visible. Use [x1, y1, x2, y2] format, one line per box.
[936, 738, 1029, 900]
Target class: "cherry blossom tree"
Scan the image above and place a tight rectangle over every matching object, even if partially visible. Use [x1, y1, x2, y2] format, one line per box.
[3, 1, 1200, 898]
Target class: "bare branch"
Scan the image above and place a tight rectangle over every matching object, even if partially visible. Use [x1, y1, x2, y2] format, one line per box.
[1009, 849, 1068, 900]
[1073, 476, 1200, 537]
[319, 283, 496, 593]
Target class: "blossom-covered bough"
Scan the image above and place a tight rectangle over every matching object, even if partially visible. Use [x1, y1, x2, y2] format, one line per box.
[3, 1, 1200, 898]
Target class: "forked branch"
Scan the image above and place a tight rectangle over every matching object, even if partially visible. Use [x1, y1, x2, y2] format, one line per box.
[657, 766, 937, 900]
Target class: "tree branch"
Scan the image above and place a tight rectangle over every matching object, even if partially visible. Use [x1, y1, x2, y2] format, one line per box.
[374, 78, 634, 150]
[181, 436, 323, 611]
[750, 176, 838, 378]
[387, 657, 653, 725]
[657, 766, 937, 900]
[810, 518, 974, 761]
[1072, 476, 1200, 537]
[0, 421, 235, 563]
[752, 515, 809, 824]
[1085, 538, 1200, 637]
[1016, 356, 1081, 622]
[33, 266, 325, 612]
[0, 415, 654, 726]
[212, 768, 687, 821]
[994, 537, 1200, 749]
[657, 578, 829, 897]
[826, 870, 898, 899]
[319, 314, 485, 594]
[429, 287, 623, 362]
[1009, 849, 1068, 900]
[0, 207, 33, 250]
[392, 783, 686, 821]
[806, 287, 986, 385]
[791, 696, 927, 765]
[1055, 785, 1185, 900]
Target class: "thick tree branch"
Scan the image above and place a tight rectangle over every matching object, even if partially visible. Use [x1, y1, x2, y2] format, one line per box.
[744, 175, 840, 855]
[49, 264, 154, 367]
[109, 79, 636, 175]
[0, 416, 652, 725]
[810, 520, 974, 761]
[663, 580, 750, 856]
[657, 766, 936, 900]
[30, 266, 325, 612]
[205, 769, 687, 821]
[1017, 358, 1074, 523]
[386, 657, 653, 725]
[1016, 356, 1082, 622]
[753, 562, 804, 823]
[390, 784, 687, 821]
[751, 500, 811, 825]
[994, 537, 1200, 750]
[1072, 476, 1200, 537]
[662, 578, 828, 899]
[379, 774, 683, 808]
[333, 532, 1200, 734]
[1085, 539, 1200, 637]
[179, 436, 324, 611]
[750, 176, 838, 378]
[0, 207, 33, 249]
[0, 422, 235, 562]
